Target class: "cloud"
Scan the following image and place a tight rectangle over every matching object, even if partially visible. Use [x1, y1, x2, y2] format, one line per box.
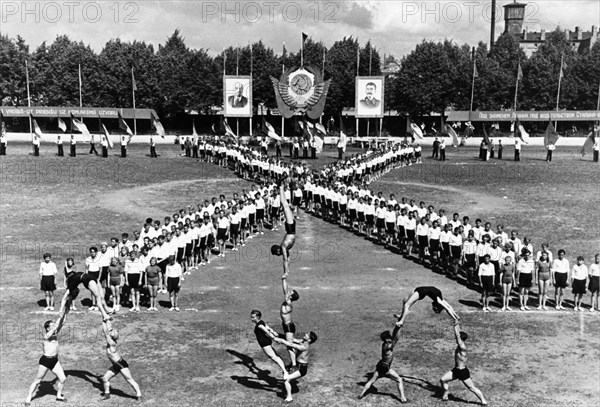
[338, 2, 375, 29]
[1, 0, 598, 60]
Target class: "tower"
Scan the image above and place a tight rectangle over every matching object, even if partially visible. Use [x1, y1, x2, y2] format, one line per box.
[504, 1, 527, 35]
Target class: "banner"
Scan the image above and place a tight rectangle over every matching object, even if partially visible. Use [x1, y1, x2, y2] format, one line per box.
[0, 106, 157, 119]
[223, 76, 252, 118]
[446, 110, 600, 122]
[356, 76, 384, 118]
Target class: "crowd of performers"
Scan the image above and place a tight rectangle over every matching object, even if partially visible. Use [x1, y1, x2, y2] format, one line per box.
[29, 138, 598, 405]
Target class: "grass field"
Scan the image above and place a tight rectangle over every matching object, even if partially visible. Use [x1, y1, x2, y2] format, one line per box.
[1, 142, 599, 407]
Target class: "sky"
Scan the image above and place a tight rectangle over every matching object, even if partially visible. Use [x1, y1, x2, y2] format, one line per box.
[2, 0, 599, 58]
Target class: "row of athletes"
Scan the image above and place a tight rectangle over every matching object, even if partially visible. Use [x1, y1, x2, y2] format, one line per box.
[300, 188, 600, 312]
[38, 181, 304, 313]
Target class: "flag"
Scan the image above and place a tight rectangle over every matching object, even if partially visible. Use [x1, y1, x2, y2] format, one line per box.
[581, 131, 595, 157]
[0, 112, 5, 135]
[338, 116, 348, 152]
[473, 62, 479, 79]
[444, 124, 459, 147]
[515, 118, 529, 143]
[101, 123, 114, 148]
[510, 122, 515, 133]
[70, 113, 91, 141]
[406, 117, 424, 141]
[222, 117, 237, 139]
[132, 67, 137, 91]
[302, 32, 308, 45]
[32, 116, 43, 139]
[304, 120, 325, 153]
[261, 117, 282, 141]
[118, 112, 134, 140]
[151, 114, 166, 138]
[482, 124, 493, 152]
[559, 56, 566, 80]
[356, 46, 360, 74]
[57, 117, 67, 132]
[192, 120, 198, 136]
[211, 123, 216, 134]
[517, 62, 523, 81]
[544, 122, 560, 146]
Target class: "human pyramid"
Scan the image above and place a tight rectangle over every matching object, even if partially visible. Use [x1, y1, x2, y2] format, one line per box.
[27, 138, 597, 405]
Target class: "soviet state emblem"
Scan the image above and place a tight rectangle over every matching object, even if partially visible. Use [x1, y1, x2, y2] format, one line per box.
[271, 66, 331, 120]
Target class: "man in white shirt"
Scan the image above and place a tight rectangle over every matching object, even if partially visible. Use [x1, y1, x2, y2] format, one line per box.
[551, 249, 570, 310]
[516, 250, 534, 310]
[165, 256, 182, 311]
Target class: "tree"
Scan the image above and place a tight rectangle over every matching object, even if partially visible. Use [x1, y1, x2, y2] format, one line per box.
[324, 36, 360, 116]
[520, 28, 578, 110]
[0, 34, 30, 106]
[157, 29, 192, 119]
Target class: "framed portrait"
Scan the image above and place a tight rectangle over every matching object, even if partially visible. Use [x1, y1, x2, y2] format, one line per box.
[355, 76, 384, 118]
[223, 76, 252, 117]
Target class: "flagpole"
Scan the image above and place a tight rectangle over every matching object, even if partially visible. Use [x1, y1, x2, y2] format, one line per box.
[469, 48, 476, 123]
[356, 44, 360, 139]
[250, 43, 253, 137]
[25, 59, 32, 140]
[223, 49, 227, 76]
[556, 54, 563, 112]
[301, 33, 304, 67]
[282, 42, 286, 74]
[236, 46, 239, 76]
[132, 67, 137, 136]
[78, 64, 83, 107]
[513, 68, 520, 111]
[368, 45, 372, 76]
[320, 48, 326, 125]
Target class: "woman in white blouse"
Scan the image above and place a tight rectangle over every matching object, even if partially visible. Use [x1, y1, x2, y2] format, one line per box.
[40, 253, 58, 311]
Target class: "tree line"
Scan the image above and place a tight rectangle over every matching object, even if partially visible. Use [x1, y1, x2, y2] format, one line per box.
[1, 29, 598, 127]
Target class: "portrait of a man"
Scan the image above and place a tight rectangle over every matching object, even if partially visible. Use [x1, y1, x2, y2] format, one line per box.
[224, 76, 252, 117]
[228, 82, 248, 108]
[359, 82, 381, 109]
[356, 77, 384, 118]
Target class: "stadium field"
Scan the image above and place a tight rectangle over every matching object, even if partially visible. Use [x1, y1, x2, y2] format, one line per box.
[1, 142, 598, 407]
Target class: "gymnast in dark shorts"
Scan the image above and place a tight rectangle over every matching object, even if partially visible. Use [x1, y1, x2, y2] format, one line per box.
[440, 321, 487, 404]
[359, 323, 407, 402]
[101, 319, 141, 401]
[250, 310, 288, 378]
[25, 312, 70, 404]
[273, 331, 318, 403]
[271, 180, 296, 260]
[395, 286, 459, 326]
[59, 272, 112, 321]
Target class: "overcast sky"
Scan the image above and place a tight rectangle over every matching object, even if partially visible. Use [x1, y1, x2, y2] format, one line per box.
[2, 0, 598, 58]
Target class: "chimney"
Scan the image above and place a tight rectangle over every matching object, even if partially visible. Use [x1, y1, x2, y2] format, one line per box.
[576, 26, 582, 40]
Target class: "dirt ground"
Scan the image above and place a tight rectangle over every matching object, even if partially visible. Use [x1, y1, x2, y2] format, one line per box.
[1, 142, 599, 407]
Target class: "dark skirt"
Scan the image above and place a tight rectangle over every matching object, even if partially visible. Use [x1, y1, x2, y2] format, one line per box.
[519, 273, 532, 288]
[572, 279, 586, 295]
[589, 276, 599, 293]
[40, 275, 56, 291]
[481, 275, 494, 291]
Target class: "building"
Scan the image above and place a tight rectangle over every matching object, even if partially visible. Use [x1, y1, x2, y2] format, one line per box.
[503, 0, 598, 57]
